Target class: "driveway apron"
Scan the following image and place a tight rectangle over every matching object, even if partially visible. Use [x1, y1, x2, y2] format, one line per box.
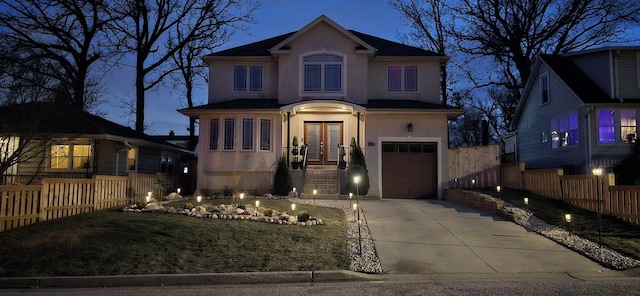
[360, 199, 608, 274]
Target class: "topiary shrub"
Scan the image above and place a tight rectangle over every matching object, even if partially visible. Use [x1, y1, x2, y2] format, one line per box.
[273, 154, 293, 196]
[297, 211, 310, 222]
[347, 144, 370, 195]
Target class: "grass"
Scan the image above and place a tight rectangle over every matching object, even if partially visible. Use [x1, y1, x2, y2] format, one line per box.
[476, 187, 640, 260]
[0, 199, 349, 277]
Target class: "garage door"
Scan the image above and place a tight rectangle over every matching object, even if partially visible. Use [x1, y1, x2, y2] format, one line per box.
[382, 142, 437, 199]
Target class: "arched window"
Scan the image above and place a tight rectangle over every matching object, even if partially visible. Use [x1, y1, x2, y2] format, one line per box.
[303, 54, 343, 92]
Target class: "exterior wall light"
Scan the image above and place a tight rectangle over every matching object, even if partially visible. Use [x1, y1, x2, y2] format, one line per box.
[407, 122, 413, 132]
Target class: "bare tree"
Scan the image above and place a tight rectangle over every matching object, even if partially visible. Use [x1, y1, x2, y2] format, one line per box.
[110, 0, 258, 133]
[170, 36, 228, 149]
[391, 0, 451, 105]
[0, 0, 115, 110]
[452, 0, 640, 126]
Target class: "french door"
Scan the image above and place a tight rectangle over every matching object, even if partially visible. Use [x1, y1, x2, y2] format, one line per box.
[304, 122, 343, 165]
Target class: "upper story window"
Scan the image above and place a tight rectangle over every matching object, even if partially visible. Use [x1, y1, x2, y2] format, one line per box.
[540, 73, 549, 104]
[50, 144, 91, 169]
[303, 54, 342, 92]
[234, 66, 263, 92]
[621, 109, 637, 143]
[388, 66, 418, 92]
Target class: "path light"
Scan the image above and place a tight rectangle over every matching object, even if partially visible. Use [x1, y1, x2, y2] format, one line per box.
[313, 189, 317, 203]
[496, 185, 501, 193]
[177, 188, 181, 194]
[197, 195, 202, 203]
[471, 179, 476, 188]
[255, 200, 260, 208]
[240, 193, 244, 200]
[592, 167, 603, 248]
[291, 203, 296, 212]
[524, 197, 529, 205]
[146, 192, 151, 202]
[564, 213, 572, 223]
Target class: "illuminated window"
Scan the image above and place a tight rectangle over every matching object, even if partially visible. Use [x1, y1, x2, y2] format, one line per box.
[51, 145, 69, 169]
[598, 109, 616, 143]
[550, 113, 579, 148]
[127, 148, 137, 171]
[72, 145, 90, 169]
[621, 109, 637, 143]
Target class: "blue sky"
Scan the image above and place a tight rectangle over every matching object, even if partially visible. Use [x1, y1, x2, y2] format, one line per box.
[101, 0, 408, 136]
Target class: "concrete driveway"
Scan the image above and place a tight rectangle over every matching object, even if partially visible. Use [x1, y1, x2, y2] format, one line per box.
[359, 199, 609, 275]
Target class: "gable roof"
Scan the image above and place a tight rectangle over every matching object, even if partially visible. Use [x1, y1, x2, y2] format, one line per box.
[0, 102, 190, 153]
[539, 54, 610, 104]
[204, 15, 442, 58]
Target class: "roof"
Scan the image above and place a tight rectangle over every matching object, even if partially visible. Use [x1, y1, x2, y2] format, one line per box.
[186, 99, 282, 110]
[539, 54, 610, 104]
[364, 99, 456, 109]
[0, 102, 190, 153]
[205, 15, 441, 58]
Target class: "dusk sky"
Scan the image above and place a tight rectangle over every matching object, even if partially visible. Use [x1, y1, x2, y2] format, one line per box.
[101, 0, 410, 136]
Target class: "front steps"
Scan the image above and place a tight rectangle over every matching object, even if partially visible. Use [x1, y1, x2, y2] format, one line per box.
[302, 166, 339, 199]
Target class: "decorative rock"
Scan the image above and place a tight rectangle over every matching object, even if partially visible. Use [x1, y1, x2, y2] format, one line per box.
[263, 193, 273, 199]
[144, 203, 160, 211]
[165, 192, 182, 200]
[194, 206, 207, 215]
[235, 208, 245, 215]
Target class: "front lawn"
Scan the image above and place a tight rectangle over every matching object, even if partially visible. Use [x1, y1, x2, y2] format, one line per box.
[0, 199, 349, 277]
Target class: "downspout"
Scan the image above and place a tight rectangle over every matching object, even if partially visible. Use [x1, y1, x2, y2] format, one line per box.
[357, 112, 361, 147]
[287, 111, 291, 166]
[587, 106, 593, 173]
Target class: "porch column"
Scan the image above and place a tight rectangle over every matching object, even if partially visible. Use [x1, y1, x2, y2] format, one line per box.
[287, 111, 291, 165]
[357, 111, 361, 147]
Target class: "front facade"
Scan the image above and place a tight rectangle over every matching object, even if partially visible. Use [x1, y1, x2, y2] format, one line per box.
[511, 47, 640, 175]
[182, 16, 462, 199]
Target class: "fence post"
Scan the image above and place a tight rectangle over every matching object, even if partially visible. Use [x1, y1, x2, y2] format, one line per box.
[38, 182, 47, 222]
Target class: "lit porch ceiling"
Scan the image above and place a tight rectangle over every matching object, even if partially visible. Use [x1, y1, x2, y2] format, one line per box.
[280, 100, 365, 115]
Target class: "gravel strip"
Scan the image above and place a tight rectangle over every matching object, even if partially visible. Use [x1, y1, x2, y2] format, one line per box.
[497, 198, 640, 270]
[294, 199, 383, 274]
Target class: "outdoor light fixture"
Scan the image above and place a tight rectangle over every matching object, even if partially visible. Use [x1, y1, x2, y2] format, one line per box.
[472, 179, 476, 188]
[407, 122, 413, 132]
[313, 189, 317, 203]
[148, 191, 152, 197]
[146, 194, 151, 203]
[183, 166, 188, 174]
[353, 203, 357, 212]
[293, 187, 296, 192]
[496, 185, 501, 192]
[291, 203, 296, 212]
[197, 195, 202, 203]
[524, 197, 529, 205]
[565, 213, 572, 223]
[255, 200, 260, 208]
[593, 167, 604, 248]
[177, 188, 181, 194]
[240, 193, 244, 200]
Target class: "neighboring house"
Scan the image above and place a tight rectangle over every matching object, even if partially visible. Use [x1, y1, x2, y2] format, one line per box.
[510, 46, 640, 175]
[180, 15, 462, 199]
[0, 102, 192, 185]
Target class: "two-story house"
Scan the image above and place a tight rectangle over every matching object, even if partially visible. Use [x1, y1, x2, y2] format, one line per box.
[180, 15, 462, 199]
[511, 46, 640, 177]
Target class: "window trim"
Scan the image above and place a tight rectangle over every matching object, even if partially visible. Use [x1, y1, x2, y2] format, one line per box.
[233, 65, 263, 92]
[299, 51, 346, 96]
[50, 143, 92, 170]
[540, 72, 549, 105]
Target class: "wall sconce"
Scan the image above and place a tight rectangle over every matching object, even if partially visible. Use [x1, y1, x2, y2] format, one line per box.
[407, 122, 413, 132]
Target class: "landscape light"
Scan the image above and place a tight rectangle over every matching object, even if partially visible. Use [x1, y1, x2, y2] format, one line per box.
[496, 185, 501, 192]
[177, 188, 181, 194]
[524, 197, 529, 205]
[255, 200, 260, 208]
[240, 193, 244, 200]
[197, 195, 202, 203]
[564, 214, 572, 223]
[291, 203, 296, 211]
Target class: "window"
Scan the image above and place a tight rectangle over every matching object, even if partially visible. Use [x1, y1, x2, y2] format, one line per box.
[303, 54, 342, 92]
[598, 109, 616, 143]
[260, 119, 271, 151]
[233, 66, 263, 92]
[540, 73, 549, 104]
[209, 119, 219, 150]
[72, 145, 90, 169]
[621, 109, 637, 143]
[242, 118, 254, 150]
[550, 113, 579, 148]
[51, 145, 69, 169]
[127, 148, 137, 170]
[541, 131, 549, 143]
[224, 118, 235, 150]
[161, 153, 174, 173]
[50, 144, 91, 169]
[388, 66, 418, 92]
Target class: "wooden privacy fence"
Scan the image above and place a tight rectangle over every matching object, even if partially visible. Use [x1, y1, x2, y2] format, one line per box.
[500, 163, 640, 224]
[448, 144, 501, 188]
[0, 173, 175, 232]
